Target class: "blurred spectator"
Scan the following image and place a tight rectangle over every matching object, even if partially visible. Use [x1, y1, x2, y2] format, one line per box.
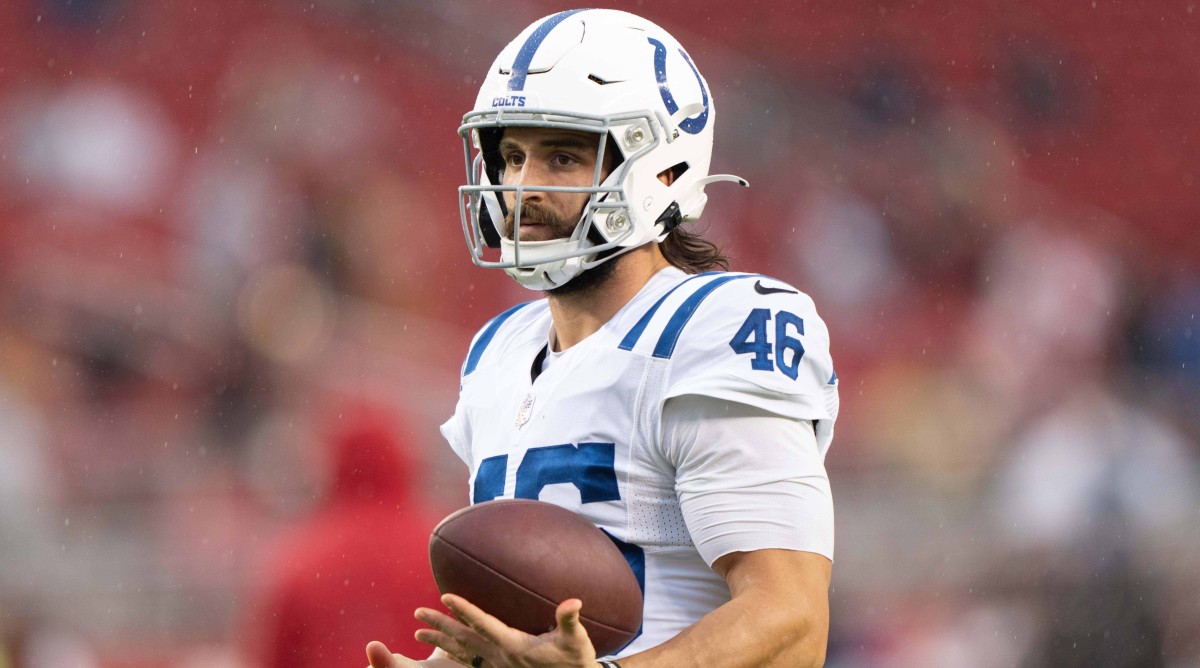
[4, 80, 179, 218]
[988, 382, 1197, 666]
[244, 404, 441, 667]
[992, 381, 1199, 553]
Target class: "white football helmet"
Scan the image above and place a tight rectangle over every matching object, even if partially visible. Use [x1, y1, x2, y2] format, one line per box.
[458, 8, 747, 290]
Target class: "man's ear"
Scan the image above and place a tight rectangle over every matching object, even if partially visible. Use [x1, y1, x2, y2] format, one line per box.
[657, 162, 686, 185]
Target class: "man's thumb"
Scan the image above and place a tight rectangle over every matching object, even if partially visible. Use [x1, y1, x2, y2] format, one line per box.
[556, 598, 587, 636]
[365, 640, 397, 667]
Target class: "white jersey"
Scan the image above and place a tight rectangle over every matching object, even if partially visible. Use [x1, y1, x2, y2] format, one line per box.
[440, 267, 839, 656]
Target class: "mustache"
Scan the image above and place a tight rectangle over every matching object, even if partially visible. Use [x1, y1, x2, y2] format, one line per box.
[502, 202, 575, 238]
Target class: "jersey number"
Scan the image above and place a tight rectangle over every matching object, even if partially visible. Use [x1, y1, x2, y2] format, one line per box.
[729, 308, 805, 379]
[473, 442, 620, 505]
[472, 442, 646, 648]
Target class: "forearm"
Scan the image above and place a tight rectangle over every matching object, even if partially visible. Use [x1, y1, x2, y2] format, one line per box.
[616, 589, 827, 668]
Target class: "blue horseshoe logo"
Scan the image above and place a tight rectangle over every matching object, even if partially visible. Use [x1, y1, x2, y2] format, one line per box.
[648, 37, 710, 135]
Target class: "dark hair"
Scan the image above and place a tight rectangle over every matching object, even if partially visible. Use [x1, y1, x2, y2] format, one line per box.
[659, 225, 729, 273]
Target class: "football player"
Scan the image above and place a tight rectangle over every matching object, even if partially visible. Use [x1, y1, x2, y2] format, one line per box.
[368, 9, 838, 668]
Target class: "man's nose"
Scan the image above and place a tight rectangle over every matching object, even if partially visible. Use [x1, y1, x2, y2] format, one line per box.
[513, 160, 549, 202]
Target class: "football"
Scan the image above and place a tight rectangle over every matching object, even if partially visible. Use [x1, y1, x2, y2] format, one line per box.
[428, 499, 643, 656]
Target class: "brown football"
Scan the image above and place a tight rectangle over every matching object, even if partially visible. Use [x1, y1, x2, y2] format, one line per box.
[428, 499, 643, 656]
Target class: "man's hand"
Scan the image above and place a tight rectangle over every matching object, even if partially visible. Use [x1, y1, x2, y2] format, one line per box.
[413, 593, 599, 668]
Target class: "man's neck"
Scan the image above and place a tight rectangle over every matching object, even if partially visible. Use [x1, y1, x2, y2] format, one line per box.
[547, 245, 671, 351]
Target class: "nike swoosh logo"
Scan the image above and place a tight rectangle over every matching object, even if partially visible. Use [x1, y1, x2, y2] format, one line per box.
[754, 280, 798, 295]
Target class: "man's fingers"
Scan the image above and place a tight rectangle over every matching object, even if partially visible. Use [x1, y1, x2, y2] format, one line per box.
[441, 593, 515, 644]
[414, 627, 469, 657]
[416, 605, 488, 659]
[417, 605, 475, 641]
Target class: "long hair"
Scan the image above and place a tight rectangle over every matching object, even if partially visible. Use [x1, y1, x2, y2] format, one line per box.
[659, 225, 729, 273]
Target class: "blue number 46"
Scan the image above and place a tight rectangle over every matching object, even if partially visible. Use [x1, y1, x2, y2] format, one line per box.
[729, 308, 805, 380]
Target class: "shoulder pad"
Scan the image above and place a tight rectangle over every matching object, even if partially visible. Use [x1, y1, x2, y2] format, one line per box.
[460, 299, 547, 377]
[617, 273, 836, 419]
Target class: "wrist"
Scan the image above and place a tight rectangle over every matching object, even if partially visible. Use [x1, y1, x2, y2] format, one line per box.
[598, 661, 623, 668]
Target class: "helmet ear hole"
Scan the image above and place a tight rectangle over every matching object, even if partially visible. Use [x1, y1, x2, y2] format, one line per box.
[658, 162, 689, 185]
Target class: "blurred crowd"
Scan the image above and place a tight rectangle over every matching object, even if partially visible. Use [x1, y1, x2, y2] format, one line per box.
[0, 1, 1196, 666]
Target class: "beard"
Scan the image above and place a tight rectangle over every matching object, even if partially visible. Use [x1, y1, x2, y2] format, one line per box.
[546, 251, 621, 297]
[502, 201, 577, 241]
[503, 201, 621, 296]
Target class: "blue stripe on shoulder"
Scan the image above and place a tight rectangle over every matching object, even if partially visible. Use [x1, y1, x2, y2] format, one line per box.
[463, 301, 535, 376]
[617, 272, 719, 352]
[653, 274, 754, 359]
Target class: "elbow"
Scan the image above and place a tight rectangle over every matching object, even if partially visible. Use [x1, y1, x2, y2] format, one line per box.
[801, 638, 828, 668]
[771, 604, 829, 667]
[792, 627, 829, 667]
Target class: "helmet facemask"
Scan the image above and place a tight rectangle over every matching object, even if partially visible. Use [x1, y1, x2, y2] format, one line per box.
[458, 110, 667, 290]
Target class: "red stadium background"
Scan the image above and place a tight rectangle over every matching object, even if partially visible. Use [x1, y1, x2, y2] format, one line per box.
[1, 1, 1197, 665]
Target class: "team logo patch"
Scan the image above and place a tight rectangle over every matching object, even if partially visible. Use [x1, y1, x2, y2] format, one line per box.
[515, 393, 535, 428]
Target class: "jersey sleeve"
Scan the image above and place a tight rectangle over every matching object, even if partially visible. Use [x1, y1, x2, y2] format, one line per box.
[660, 394, 834, 564]
[662, 276, 839, 455]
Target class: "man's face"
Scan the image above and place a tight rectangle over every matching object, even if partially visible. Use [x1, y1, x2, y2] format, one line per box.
[497, 127, 608, 243]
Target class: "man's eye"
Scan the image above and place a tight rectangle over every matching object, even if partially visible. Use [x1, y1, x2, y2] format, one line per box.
[553, 154, 577, 166]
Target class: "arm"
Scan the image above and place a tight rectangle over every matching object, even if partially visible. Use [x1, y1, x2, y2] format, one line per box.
[621, 393, 833, 667]
[387, 549, 829, 668]
[621, 548, 831, 668]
